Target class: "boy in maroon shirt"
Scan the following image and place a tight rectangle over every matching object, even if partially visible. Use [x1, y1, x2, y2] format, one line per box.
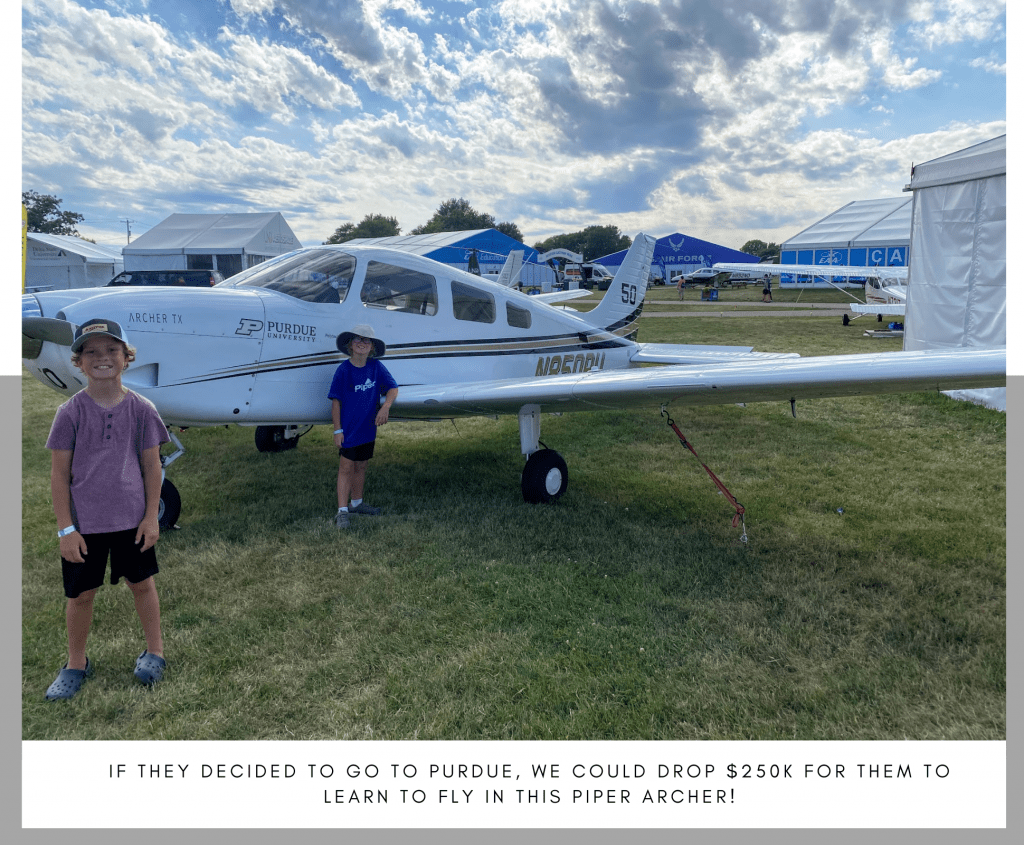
[44, 318, 170, 700]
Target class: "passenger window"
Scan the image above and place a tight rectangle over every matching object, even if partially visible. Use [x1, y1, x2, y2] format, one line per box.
[452, 281, 495, 323]
[506, 302, 531, 329]
[361, 262, 438, 315]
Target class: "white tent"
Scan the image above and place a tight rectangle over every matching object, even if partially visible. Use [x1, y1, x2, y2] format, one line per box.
[123, 213, 300, 277]
[25, 233, 124, 291]
[779, 197, 911, 284]
[903, 135, 1006, 411]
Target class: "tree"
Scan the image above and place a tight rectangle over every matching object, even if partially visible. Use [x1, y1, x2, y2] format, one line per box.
[325, 213, 401, 244]
[411, 198, 495, 235]
[495, 221, 524, 243]
[23, 191, 84, 236]
[534, 225, 632, 261]
[740, 239, 780, 261]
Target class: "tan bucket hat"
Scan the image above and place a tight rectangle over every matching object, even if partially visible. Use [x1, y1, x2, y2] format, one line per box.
[336, 323, 385, 358]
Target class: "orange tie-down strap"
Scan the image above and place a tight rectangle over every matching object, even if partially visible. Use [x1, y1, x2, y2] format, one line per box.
[663, 413, 748, 543]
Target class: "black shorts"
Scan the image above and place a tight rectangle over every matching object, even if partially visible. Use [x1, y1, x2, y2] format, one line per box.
[339, 440, 376, 462]
[61, 528, 159, 599]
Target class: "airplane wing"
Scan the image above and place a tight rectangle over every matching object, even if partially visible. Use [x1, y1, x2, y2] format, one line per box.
[532, 288, 593, 305]
[850, 304, 905, 316]
[714, 262, 908, 280]
[392, 348, 1005, 418]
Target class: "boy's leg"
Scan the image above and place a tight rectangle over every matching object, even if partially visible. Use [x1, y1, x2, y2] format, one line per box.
[66, 587, 98, 671]
[126, 576, 164, 658]
[337, 455, 356, 508]
[349, 459, 369, 502]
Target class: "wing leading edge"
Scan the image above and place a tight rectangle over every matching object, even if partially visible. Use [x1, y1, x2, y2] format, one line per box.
[392, 348, 1006, 418]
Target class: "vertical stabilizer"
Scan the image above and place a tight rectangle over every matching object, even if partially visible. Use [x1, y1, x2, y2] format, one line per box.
[495, 250, 524, 287]
[582, 233, 656, 335]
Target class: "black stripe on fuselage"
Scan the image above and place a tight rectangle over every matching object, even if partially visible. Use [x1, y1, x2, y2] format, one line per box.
[157, 319, 640, 386]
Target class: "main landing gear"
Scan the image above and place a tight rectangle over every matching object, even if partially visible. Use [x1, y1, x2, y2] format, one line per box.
[518, 404, 568, 504]
[254, 425, 313, 453]
[158, 430, 186, 528]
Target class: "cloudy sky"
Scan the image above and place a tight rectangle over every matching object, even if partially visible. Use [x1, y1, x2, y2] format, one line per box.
[20, 0, 1006, 251]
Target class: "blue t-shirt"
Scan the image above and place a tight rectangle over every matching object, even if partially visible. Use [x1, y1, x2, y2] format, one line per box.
[327, 358, 398, 448]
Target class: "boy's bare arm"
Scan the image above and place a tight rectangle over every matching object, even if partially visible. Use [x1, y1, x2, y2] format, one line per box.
[51, 449, 87, 562]
[332, 398, 344, 447]
[375, 387, 398, 426]
[136, 444, 163, 550]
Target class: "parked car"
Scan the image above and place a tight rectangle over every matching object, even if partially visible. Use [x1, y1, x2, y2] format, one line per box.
[682, 267, 722, 284]
[564, 262, 615, 290]
[107, 270, 224, 287]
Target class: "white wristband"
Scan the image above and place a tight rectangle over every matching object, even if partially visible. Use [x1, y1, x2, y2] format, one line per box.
[334, 429, 344, 435]
[57, 525, 77, 538]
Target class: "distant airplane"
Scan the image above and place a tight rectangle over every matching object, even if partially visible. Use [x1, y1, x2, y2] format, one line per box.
[24, 235, 1002, 523]
[714, 262, 908, 318]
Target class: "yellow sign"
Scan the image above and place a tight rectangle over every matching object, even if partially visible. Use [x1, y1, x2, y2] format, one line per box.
[22, 203, 27, 293]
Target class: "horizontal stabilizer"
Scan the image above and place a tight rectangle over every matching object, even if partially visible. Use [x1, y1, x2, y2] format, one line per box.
[533, 289, 593, 305]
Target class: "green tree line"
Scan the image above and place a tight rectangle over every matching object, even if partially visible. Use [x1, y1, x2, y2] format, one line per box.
[26, 188, 777, 261]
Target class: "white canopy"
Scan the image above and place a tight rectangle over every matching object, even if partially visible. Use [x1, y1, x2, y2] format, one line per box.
[123, 213, 300, 274]
[903, 135, 1006, 410]
[25, 233, 124, 290]
[782, 197, 912, 250]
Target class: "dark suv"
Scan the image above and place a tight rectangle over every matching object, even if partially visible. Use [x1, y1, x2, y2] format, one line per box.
[107, 270, 224, 287]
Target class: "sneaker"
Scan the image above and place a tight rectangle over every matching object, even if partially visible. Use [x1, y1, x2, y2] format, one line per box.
[348, 502, 382, 516]
[334, 510, 350, 528]
[134, 650, 166, 685]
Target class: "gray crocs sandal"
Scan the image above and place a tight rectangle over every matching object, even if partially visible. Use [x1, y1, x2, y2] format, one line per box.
[45, 657, 92, 701]
[134, 650, 166, 685]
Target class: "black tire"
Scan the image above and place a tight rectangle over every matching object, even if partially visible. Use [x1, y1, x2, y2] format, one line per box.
[521, 449, 569, 504]
[255, 425, 298, 452]
[158, 478, 181, 529]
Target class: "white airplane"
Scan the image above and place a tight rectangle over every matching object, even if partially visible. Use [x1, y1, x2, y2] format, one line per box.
[713, 262, 909, 317]
[24, 234, 1003, 525]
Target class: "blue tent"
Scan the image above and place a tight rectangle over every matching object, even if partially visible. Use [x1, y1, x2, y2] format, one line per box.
[596, 233, 759, 281]
[344, 229, 539, 269]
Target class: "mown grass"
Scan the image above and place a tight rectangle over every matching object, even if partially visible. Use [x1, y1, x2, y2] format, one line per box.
[21, 314, 1005, 740]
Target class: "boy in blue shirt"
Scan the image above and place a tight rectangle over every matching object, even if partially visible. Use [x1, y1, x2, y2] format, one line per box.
[328, 324, 398, 528]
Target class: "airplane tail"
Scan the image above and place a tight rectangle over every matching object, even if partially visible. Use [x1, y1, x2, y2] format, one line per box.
[495, 250, 524, 287]
[582, 233, 656, 337]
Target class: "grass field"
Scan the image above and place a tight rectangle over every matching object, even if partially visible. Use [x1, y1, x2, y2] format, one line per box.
[21, 307, 1005, 740]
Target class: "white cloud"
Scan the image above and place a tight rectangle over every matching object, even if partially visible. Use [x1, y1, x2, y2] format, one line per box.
[909, 0, 1006, 49]
[970, 56, 1006, 75]
[22, 1, 1006, 249]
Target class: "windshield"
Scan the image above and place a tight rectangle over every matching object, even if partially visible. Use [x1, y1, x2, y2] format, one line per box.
[221, 249, 356, 304]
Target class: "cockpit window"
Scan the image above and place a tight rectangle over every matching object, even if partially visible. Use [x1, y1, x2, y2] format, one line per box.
[452, 281, 495, 324]
[223, 249, 355, 304]
[361, 262, 438, 316]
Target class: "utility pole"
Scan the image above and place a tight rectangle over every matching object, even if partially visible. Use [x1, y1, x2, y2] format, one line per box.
[120, 218, 133, 243]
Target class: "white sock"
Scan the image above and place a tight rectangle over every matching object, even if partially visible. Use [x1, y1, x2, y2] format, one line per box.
[338, 506, 348, 513]
[350, 499, 362, 509]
